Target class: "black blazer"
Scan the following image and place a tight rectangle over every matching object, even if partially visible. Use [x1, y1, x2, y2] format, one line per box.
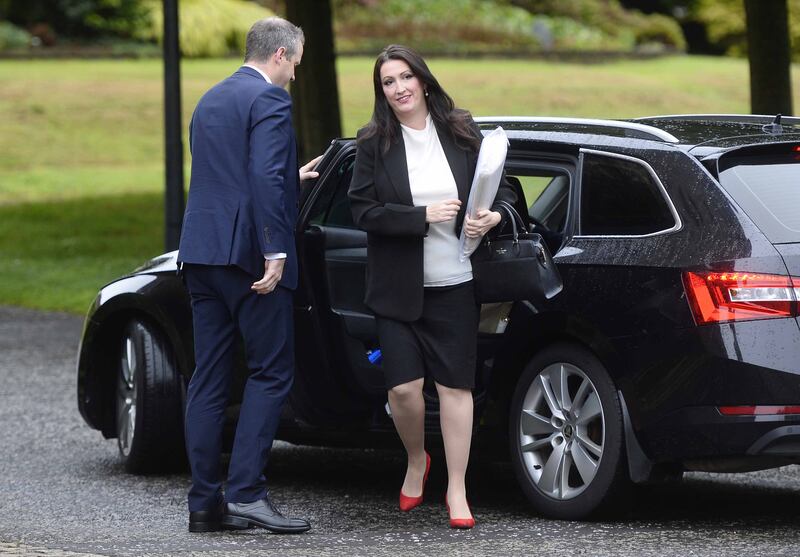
[348, 120, 517, 321]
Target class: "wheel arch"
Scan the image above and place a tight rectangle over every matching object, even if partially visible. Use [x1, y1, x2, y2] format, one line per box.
[77, 276, 192, 438]
[488, 302, 653, 483]
[490, 303, 622, 416]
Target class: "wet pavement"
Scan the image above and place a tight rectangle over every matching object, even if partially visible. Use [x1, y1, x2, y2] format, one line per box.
[1, 305, 799, 556]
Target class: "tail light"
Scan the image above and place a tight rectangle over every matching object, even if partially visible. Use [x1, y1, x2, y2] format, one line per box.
[683, 272, 800, 324]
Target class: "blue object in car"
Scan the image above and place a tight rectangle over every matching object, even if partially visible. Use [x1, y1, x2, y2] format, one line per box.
[367, 349, 382, 365]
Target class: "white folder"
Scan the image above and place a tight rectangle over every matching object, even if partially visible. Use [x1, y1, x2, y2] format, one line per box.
[458, 126, 509, 262]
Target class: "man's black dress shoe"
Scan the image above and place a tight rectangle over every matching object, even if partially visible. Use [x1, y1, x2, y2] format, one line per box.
[223, 496, 311, 534]
[189, 504, 225, 533]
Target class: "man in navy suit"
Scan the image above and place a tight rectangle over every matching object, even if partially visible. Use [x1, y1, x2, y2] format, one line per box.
[178, 17, 317, 534]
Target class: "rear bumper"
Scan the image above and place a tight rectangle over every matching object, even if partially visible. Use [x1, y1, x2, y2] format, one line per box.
[639, 406, 800, 462]
[618, 317, 800, 463]
[748, 425, 800, 456]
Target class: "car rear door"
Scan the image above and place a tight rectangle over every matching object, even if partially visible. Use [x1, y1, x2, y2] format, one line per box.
[550, 143, 693, 342]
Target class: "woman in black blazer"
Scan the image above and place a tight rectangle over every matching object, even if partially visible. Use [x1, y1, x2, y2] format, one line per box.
[348, 44, 516, 529]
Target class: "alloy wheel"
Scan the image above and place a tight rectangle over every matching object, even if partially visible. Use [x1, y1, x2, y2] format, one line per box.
[517, 362, 605, 500]
[117, 334, 138, 457]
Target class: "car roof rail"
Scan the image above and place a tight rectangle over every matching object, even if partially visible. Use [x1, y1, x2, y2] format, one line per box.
[633, 113, 800, 126]
[474, 116, 680, 143]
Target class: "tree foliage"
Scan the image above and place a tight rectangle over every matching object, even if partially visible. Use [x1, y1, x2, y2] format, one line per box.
[693, 0, 800, 60]
[618, 0, 698, 15]
[0, 0, 149, 39]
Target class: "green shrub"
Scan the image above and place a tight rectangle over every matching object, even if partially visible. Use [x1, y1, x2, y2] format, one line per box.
[334, 0, 539, 53]
[509, 0, 686, 51]
[137, 0, 273, 58]
[80, 0, 151, 38]
[630, 11, 686, 51]
[535, 15, 620, 51]
[0, 0, 149, 39]
[333, 0, 685, 54]
[0, 21, 31, 50]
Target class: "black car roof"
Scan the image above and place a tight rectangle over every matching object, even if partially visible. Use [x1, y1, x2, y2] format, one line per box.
[476, 115, 800, 157]
[633, 114, 800, 154]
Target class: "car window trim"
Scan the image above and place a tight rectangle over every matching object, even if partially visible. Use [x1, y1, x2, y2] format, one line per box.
[298, 142, 358, 231]
[504, 155, 578, 246]
[575, 148, 683, 239]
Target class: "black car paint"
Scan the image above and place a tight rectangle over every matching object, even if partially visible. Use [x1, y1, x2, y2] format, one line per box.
[485, 134, 799, 468]
[78, 124, 800, 475]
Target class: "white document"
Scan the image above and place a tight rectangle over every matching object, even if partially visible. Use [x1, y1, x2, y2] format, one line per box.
[458, 126, 509, 262]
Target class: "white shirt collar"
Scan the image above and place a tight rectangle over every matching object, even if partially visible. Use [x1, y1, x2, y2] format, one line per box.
[242, 64, 272, 84]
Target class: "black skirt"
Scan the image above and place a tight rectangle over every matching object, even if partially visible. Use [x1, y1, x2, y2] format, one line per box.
[375, 280, 479, 390]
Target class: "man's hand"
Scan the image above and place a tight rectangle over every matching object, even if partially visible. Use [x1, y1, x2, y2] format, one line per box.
[299, 155, 323, 181]
[251, 258, 286, 294]
[464, 209, 502, 238]
[426, 199, 461, 223]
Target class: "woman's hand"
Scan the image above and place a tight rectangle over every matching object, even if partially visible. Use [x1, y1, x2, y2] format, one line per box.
[464, 209, 501, 238]
[426, 199, 461, 223]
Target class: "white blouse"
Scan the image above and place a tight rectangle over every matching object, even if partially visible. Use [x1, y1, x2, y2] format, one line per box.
[401, 114, 472, 287]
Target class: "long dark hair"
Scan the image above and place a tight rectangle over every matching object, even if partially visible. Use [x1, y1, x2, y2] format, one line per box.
[358, 44, 481, 154]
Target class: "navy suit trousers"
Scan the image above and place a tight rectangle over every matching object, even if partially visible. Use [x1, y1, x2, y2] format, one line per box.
[183, 263, 293, 512]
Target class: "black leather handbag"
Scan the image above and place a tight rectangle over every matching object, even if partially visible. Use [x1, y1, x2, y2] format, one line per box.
[471, 201, 563, 303]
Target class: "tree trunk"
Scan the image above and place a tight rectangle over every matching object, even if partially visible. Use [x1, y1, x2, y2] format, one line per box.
[744, 0, 793, 116]
[286, 0, 342, 162]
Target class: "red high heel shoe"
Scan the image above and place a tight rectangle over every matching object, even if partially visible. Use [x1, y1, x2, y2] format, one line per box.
[446, 497, 475, 529]
[398, 452, 431, 512]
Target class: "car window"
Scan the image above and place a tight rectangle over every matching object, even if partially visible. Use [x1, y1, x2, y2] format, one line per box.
[308, 157, 357, 229]
[717, 147, 800, 244]
[506, 165, 573, 254]
[513, 175, 552, 207]
[579, 152, 676, 236]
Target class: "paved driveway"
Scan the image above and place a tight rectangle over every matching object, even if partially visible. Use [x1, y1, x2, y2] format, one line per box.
[1, 306, 799, 556]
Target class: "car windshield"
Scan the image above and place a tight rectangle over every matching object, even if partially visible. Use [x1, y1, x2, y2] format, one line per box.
[717, 144, 800, 244]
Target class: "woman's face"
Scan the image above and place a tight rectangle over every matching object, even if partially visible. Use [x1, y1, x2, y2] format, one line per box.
[379, 59, 426, 121]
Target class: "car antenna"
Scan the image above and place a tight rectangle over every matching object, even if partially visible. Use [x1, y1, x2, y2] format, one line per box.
[763, 114, 784, 135]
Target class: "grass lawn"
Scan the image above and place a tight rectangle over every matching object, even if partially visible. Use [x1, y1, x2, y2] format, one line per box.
[1, 55, 799, 313]
[0, 194, 161, 312]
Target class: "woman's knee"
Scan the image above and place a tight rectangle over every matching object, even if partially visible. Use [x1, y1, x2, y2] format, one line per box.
[389, 378, 424, 400]
[434, 382, 472, 401]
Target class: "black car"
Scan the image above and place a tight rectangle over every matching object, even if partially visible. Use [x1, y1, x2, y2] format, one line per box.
[77, 114, 800, 519]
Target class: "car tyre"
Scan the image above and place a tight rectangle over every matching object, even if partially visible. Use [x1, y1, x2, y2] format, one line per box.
[116, 319, 186, 473]
[509, 342, 629, 519]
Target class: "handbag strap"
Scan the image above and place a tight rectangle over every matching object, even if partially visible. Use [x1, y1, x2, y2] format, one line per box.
[494, 200, 527, 241]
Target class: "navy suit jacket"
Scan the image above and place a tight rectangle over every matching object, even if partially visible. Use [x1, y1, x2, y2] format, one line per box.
[178, 66, 299, 289]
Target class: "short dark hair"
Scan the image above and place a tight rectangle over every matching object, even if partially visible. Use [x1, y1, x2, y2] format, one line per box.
[359, 45, 480, 154]
[244, 17, 304, 63]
